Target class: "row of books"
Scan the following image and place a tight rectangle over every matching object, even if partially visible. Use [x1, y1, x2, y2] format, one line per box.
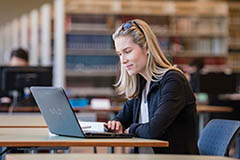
[66, 55, 119, 71]
[158, 37, 227, 55]
[228, 54, 240, 71]
[69, 14, 108, 24]
[66, 34, 227, 55]
[67, 14, 227, 34]
[184, 38, 227, 55]
[230, 17, 240, 26]
[229, 5, 240, 52]
[66, 34, 113, 50]
[173, 17, 227, 34]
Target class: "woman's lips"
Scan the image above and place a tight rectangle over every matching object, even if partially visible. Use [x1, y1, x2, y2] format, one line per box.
[126, 64, 133, 70]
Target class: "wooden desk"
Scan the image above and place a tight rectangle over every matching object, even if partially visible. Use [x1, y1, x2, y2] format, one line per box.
[197, 105, 233, 113]
[6, 153, 237, 160]
[0, 105, 233, 113]
[80, 105, 232, 114]
[0, 115, 167, 156]
[197, 105, 233, 134]
[0, 106, 122, 113]
[0, 128, 168, 148]
[0, 113, 46, 128]
[0, 106, 40, 112]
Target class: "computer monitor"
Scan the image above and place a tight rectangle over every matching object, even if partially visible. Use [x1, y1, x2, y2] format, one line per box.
[0, 66, 53, 106]
[199, 72, 238, 94]
[0, 66, 52, 91]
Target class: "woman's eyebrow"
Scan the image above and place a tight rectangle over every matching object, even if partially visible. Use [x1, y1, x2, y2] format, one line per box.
[122, 47, 131, 52]
[116, 47, 131, 54]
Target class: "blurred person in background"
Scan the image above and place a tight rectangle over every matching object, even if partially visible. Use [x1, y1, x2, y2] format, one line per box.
[0, 48, 29, 105]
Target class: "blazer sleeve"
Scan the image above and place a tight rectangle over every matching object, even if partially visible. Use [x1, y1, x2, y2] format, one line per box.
[112, 99, 134, 130]
[129, 72, 187, 139]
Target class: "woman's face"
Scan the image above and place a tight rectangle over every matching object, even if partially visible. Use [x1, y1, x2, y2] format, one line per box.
[115, 36, 148, 77]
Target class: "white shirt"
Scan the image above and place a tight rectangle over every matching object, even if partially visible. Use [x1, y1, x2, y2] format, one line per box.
[138, 87, 154, 154]
[139, 89, 149, 123]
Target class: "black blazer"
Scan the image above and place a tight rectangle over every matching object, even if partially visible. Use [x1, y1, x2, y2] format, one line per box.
[113, 70, 199, 154]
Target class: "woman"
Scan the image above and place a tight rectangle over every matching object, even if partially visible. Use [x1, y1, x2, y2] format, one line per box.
[105, 19, 199, 154]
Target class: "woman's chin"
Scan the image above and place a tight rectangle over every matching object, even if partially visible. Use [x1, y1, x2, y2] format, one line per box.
[127, 71, 137, 76]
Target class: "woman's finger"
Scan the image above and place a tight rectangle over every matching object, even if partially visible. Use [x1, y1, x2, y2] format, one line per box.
[111, 121, 116, 130]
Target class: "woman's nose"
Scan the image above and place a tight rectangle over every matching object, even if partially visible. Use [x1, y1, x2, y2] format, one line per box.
[121, 55, 128, 64]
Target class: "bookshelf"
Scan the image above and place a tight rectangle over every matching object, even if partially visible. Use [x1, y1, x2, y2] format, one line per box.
[227, 2, 240, 72]
[61, 0, 229, 97]
[65, 13, 117, 97]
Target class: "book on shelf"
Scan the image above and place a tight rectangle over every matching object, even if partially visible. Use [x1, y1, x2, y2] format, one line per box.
[118, 15, 171, 34]
[66, 14, 113, 33]
[158, 37, 170, 53]
[66, 54, 119, 72]
[227, 54, 240, 72]
[70, 14, 107, 23]
[67, 87, 116, 97]
[70, 23, 109, 32]
[66, 34, 113, 50]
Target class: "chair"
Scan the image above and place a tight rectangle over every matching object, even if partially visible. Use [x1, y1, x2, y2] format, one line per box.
[198, 119, 240, 156]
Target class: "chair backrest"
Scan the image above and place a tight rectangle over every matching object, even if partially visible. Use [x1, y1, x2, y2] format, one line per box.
[198, 119, 240, 156]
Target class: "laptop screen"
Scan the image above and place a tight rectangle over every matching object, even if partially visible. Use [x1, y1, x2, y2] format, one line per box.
[30, 87, 85, 138]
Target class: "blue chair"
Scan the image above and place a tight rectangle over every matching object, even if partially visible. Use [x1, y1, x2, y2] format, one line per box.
[198, 119, 240, 156]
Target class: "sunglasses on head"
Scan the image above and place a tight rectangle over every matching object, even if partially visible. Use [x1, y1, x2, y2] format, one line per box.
[120, 20, 144, 34]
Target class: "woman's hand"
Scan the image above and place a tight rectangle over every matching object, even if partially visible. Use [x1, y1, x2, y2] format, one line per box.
[124, 127, 129, 134]
[0, 97, 12, 103]
[104, 120, 123, 134]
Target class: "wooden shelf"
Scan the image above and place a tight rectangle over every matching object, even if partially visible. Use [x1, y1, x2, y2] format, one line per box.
[155, 31, 227, 38]
[67, 86, 116, 97]
[66, 70, 117, 77]
[66, 1, 228, 17]
[171, 53, 227, 58]
[66, 49, 115, 55]
[67, 29, 113, 35]
[228, 1, 240, 72]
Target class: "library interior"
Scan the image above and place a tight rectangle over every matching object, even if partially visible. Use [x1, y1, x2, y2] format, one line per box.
[0, 0, 240, 160]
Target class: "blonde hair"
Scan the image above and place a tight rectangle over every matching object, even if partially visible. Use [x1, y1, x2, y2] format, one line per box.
[113, 19, 181, 99]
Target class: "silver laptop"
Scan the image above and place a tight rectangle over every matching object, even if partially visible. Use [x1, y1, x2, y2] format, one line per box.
[30, 86, 132, 138]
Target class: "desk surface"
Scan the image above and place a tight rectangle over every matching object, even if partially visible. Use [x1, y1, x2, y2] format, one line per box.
[0, 128, 168, 148]
[0, 113, 46, 128]
[197, 105, 233, 113]
[0, 106, 122, 113]
[6, 153, 237, 160]
[0, 105, 233, 113]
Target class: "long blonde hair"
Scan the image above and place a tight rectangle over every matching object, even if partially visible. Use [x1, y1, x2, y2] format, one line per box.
[112, 19, 180, 99]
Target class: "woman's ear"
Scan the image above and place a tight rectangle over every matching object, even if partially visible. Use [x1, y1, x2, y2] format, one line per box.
[146, 49, 150, 56]
[143, 48, 148, 56]
[145, 44, 149, 55]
